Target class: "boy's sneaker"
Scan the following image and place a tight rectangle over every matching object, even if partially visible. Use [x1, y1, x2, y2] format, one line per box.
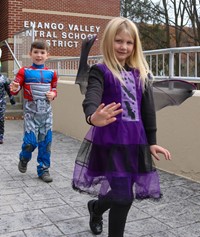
[18, 159, 28, 173]
[39, 171, 53, 183]
[0, 140, 3, 144]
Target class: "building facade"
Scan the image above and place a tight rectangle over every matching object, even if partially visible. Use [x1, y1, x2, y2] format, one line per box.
[0, 0, 120, 77]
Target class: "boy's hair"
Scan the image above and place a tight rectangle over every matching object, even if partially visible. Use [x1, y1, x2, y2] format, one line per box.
[30, 40, 50, 52]
[100, 17, 150, 86]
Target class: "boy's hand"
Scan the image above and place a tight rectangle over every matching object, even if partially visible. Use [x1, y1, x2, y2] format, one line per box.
[10, 81, 20, 92]
[46, 91, 56, 101]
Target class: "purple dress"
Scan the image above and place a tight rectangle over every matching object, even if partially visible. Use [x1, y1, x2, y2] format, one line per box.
[72, 64, 161, 201]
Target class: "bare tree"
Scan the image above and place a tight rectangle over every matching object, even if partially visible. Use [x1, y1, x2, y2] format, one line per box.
[120, 0, 169, 49]
[185, 0, 200, 45]
[120, 0, 200, 48]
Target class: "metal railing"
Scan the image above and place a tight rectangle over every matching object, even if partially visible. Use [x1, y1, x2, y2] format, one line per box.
[46, 56, 101, 79]
[46, 46, 200, 82]
[144, 46, 200, 82]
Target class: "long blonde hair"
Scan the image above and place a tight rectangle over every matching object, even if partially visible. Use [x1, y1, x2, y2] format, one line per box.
[100, 17, 150, 87]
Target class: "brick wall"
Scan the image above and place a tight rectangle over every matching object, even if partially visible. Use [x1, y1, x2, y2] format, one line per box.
[0, 0, 120, 67]
[8, 0, 23, 37]
[0, 0, 9, 62]
[0, 0, 9, 42]
[23, 0, 119, 16]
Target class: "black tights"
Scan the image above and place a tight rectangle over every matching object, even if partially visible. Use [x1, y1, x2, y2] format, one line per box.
[94, 192, 133, 237]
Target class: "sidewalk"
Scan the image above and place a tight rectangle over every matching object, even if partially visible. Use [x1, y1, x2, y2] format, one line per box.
[0, 119, 200, 237]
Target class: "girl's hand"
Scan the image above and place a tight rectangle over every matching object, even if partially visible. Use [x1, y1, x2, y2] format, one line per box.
[10, 81, 20, 92]
[150, 145, 171, 161]
[46, 91, 56, 101]
[90, 102, 123, 127]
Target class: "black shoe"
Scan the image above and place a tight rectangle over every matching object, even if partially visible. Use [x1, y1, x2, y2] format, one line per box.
[88, 200, 103, 235]
[18, 159, 28, 173]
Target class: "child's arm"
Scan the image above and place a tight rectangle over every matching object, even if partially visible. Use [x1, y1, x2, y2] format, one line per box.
[141, 80, 171, 161]
[4, 78, 16, 105]
[141, 81, 157, 145]
[150, 145, 171, 160]
[46, 70, 58, 101]
[10, 68, 25, 95]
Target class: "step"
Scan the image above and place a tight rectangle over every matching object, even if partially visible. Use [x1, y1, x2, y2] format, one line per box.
[6, 97, 21, 103]
[5, 109, 23, 118]
[1, 72, 8, 77]
[6, 102, 23, 110]
[5, 100, 23, 117]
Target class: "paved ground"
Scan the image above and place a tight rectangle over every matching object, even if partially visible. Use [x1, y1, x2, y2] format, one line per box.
[0, 119, 200, 237]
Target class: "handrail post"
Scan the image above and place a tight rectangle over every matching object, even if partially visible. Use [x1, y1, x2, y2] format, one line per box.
[57, 61, 61, 75]
[169, 51, 174, 80]
[169, 51, 175, 89]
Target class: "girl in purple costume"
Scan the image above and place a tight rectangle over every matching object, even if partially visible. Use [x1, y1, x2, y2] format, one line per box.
[72, 17, 171, 237]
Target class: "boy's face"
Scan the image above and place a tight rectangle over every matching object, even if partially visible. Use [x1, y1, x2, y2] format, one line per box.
[29, 48, 49, 65]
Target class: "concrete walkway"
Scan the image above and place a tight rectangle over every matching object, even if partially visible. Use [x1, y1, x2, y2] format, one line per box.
[0, 119, 200, 237]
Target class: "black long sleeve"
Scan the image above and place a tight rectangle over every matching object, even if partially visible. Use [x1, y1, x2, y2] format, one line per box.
[4, 79, 12, 97]
[82, 65, 104, 119]
[141, 81, 157, 145]
[4, 77, 16, 105]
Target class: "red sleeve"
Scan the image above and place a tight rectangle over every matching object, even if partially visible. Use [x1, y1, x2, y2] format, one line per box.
[51, 70, 58, 97]
[10, 67, 25, 95]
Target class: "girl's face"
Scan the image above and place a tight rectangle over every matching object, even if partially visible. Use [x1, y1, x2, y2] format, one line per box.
[113, 30, 134, 66]
[29, 48, 49, 65]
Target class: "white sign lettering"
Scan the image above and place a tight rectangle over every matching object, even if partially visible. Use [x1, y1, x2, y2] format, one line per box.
[23, 21, 100, 48]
